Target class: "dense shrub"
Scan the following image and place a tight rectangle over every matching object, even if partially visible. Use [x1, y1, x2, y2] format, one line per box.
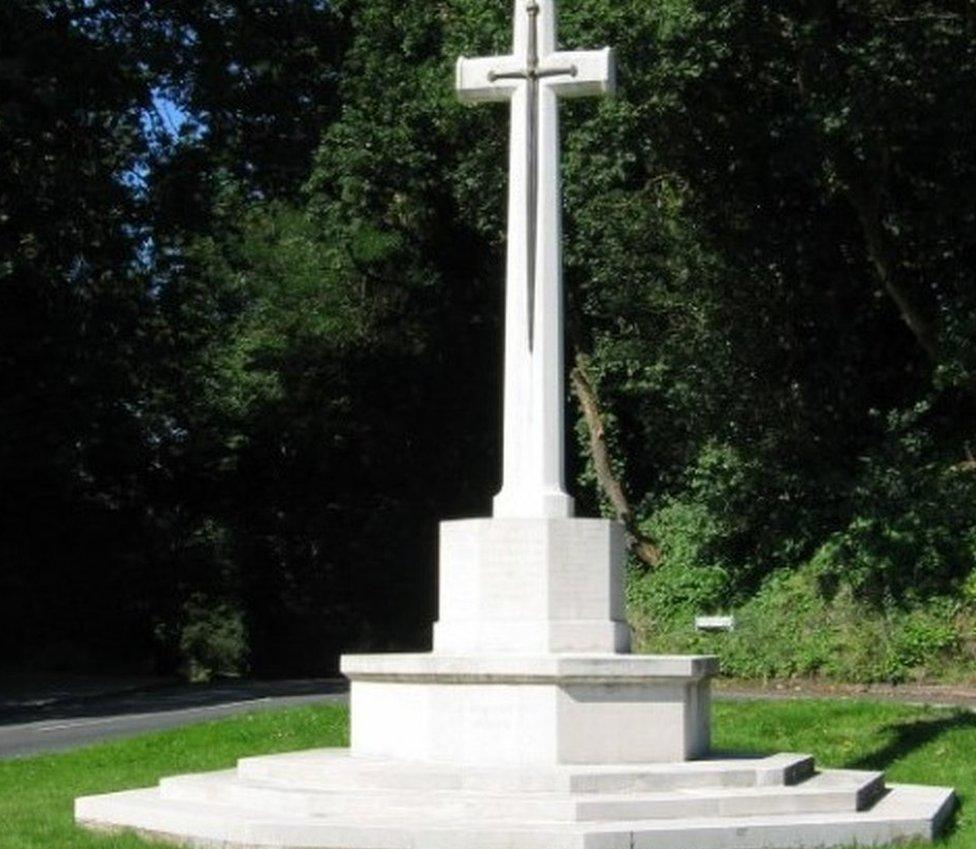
[177, 596, 249, 683]
[632, 561, 975, 684]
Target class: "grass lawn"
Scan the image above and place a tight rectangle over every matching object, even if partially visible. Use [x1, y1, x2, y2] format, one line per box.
[0, 698, 970, 848]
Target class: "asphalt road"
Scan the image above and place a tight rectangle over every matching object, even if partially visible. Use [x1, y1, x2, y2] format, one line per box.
[0, 679, 348, 760]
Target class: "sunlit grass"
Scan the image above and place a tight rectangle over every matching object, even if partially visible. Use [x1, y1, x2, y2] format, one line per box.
[0, 703, 348, 849]
[712, 699, 970, 848]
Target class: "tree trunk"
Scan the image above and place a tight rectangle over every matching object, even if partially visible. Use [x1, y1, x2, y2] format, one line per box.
[795, 3, 941, 363]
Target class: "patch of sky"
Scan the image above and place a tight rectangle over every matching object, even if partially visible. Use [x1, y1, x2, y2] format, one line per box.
[148, 89, 197, 144]
[123, 88, 205, 187]
[119, 90, 205, 274]
[118, 90, 196, 198]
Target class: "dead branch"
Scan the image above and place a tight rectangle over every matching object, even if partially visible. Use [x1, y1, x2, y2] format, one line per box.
[570, 355, 662, 569]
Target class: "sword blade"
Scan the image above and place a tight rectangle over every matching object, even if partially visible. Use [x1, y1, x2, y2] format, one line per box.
[526, 3, 539, 351]
[527, 82, 538, 351]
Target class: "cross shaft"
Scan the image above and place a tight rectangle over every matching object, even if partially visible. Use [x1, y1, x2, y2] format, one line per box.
[456, 0, 615, 519]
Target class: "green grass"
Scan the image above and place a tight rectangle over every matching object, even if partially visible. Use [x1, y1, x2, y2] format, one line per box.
[0, 699, 970, 848]
[0, 704, 349, 849]
[712, 699, 972, 847]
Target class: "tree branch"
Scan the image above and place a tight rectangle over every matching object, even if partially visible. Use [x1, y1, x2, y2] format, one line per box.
[570, 355, 662, 569]
[838, 163, 941, 362]
[951, 443, 976, 473]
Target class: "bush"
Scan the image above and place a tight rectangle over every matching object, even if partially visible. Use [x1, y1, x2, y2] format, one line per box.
[626, 399, 976, 684]
[883, 601, 960, 682]
[810, 408, 976, 603]
[631, 560, 975, 684]
[178, 595, 249, 683]
[631, 441, 781, 621]
[632, 498, 732, 622]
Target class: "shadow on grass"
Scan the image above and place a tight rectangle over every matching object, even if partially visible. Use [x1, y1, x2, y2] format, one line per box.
[845, 711, 972, 842]
[846, 711, 976, 772]
[939, 801, 962, 843]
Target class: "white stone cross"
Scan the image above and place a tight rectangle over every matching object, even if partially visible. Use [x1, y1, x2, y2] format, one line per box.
[457, 0, 615, 520]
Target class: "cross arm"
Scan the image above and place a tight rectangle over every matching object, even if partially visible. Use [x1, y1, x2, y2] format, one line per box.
[541, 47, 616, 98]
[456, 55, 524, 104]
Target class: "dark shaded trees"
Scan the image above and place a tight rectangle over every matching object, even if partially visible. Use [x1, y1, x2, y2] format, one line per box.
[0, 0, 162, 668]
[2, 0, 974, 678]
[0, 0, 352, 674]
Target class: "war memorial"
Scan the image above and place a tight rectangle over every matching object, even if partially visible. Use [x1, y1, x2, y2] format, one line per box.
[76, 2, 955, 846]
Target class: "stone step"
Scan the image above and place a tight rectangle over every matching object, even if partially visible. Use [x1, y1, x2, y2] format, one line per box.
[76, 782, 956, 849]
[236, 750, 816, 794]
[573, 771, 888, 821]
[588, 786, 956, 849]
[159, 768, 885, 822]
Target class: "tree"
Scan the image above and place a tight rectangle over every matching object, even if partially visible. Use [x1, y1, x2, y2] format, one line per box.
[0, 0, 165, 668]
[3, 0, 974, 677]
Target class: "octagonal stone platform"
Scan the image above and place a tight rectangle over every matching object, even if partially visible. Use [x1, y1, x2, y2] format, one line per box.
[343, 653, 714, 765]
[76, 748, 955, 849]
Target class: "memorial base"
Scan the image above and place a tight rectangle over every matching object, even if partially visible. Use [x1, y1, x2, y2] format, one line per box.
[75, 518, 954, 847]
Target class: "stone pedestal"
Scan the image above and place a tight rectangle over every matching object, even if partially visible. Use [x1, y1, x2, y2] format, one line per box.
[433, 519, 631, 654]
[341, 518, 712, 766]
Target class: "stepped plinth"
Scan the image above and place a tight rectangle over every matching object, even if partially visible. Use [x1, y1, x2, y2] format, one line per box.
[77, 748, 955, 848]
[76, 515, 955, 849]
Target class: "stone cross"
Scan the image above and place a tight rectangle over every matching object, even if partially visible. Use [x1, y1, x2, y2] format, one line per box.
[457, 0, 615, 520]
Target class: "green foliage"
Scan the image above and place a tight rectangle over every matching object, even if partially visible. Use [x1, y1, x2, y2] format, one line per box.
[885, 602, 960, 683]
[177, 595, 249, 683]
[630, 494, 733, 622]
[636, 561, 974, 684]
[810, 408, 976, 603]
[576, 1, 976, 681]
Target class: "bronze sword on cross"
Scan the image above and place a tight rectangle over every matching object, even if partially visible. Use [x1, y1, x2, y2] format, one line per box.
[487, 1, 580, 349]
